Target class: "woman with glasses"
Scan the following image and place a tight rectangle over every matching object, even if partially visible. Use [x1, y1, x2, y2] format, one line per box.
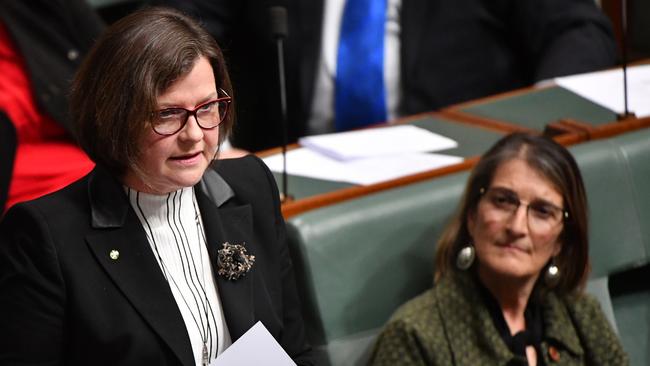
[369, 133, 628, 365]
[0, 7, 317, 366]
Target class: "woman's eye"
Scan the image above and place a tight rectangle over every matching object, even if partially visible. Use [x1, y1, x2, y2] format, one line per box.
[531, 205, 556, 219]
[198, 101, 216, 112]
[158, 109, 184, 119]
[491, 193, 517, 208]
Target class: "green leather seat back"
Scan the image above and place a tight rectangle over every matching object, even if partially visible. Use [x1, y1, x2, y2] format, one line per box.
[612, 281, 650, 366]
[571, 128, 650, 366]
[569, 138, 647, 277]
[613, 128, 650, 257]
[600, 128, 650, 366]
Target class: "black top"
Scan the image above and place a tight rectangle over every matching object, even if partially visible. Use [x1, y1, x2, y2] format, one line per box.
[479, 280, 546, 366]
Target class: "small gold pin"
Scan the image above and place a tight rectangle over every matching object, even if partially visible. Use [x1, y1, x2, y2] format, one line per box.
[109, 250, 120, 260]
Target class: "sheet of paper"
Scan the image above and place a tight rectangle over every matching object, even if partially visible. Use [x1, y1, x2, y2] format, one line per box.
[554, 64, 650, 118]
[263, 148, 463, 186]
[298, 125, 458, 161]
[213, 321, 296, 366]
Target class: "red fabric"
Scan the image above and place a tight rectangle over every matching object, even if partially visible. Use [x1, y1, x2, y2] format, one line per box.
[0, 24, 94, 212]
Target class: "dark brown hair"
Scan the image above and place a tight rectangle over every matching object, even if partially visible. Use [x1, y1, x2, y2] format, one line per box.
[435, 132, 589, 296]
[70, 6, 234, 177]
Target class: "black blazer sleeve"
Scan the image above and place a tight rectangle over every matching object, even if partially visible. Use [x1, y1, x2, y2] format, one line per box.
[213, 155, 320, 366]
[0, 203, 66, 364]
[506, 0, 617, 81]
[263, 158, 318, 365]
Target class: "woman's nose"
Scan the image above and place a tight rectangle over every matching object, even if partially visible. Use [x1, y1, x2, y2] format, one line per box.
[178, 114, 204, 141]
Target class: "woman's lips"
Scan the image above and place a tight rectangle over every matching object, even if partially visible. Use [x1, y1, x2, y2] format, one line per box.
[497, 241, 529, 254]
[170, 152, 202, 165]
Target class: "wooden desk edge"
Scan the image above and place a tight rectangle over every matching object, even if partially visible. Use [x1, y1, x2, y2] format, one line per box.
[281, 157, 479, 219]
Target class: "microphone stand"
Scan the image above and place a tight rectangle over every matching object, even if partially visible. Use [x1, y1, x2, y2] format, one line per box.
[618, 0, 635, 120]
[270, 6, 293, 202]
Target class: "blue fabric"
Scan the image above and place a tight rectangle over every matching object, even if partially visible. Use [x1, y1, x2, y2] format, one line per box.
[335, 0, 387, 131]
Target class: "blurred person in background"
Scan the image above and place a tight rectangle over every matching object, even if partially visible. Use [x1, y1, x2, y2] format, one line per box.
[0, 0, 105, 213]
[155, 0, 617, 152]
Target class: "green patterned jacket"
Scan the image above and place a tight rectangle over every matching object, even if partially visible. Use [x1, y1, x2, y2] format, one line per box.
[368, 272, 628, 366]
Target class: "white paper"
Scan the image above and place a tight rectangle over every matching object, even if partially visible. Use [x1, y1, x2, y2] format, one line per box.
[298, 125, 458, 161]
[554, 64, 650, 118]
[213, 321, 296, 366]
[263, 148, 463, 186]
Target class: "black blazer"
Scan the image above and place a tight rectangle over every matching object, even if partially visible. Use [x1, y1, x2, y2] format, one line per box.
[155, 0, 617, 152]
[0, 155, 318, 366]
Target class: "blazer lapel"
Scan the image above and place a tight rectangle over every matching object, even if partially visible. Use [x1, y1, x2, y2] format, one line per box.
[84, 167, 194, 366]
[435, 273, 515, 365]
[196, 169, 256, 342]
[543, 294, 584, 360]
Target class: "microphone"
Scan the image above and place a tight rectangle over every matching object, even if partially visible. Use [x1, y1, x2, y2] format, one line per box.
[270, 6, 289, 39]
[618, 0, 636, 120]
[269, 6, 293, 202]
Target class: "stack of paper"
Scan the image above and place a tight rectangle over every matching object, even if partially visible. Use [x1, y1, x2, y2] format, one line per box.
[554, 64, 650, 118]
[262, 125, 463, 186]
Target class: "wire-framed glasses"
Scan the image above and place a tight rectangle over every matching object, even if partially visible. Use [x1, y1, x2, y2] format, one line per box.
[151, 88, 232, 136]
[480, 187, 568, 233]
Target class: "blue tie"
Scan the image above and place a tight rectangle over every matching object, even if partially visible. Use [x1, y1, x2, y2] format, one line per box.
[335, 0, 387, 131]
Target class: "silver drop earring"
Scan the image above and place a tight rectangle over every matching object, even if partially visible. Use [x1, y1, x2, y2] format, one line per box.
[545, 258, 560, 286]
[456, 244, 475, 270]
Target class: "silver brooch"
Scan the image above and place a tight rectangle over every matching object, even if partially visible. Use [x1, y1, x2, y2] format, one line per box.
[217, 242, 255, 280]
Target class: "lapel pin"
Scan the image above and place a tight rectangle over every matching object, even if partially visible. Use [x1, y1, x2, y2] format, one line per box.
[548, 345, 560, 362]
[217, 242, 255, 281]
[109, 250, 120, 260]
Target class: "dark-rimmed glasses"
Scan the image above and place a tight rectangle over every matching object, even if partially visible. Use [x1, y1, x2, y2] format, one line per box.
[480, 187, 568, 233]
[151, 88, 232, 136]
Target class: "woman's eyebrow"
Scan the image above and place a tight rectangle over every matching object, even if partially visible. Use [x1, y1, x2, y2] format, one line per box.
[157, 92, 220, 109]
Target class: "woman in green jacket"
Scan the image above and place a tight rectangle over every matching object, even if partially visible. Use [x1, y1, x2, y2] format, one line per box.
[369, 133, 628, 365]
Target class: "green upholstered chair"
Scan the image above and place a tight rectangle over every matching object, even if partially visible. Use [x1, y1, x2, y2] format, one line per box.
[612, 129, 650, 366]
[569, 128, 650, 366]
[287, 172, 469, 365]
[610, 264, 650, 366]
[613, 128, 650, 257]
[603, 128, 650, 366]
[569, 134, 648, 278]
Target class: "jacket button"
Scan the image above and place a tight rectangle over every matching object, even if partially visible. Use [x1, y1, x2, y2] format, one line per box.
[548, 346, 560, 362]
[109, 250, 120, 260]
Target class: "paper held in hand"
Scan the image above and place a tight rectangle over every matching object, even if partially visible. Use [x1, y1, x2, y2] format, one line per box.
[213, 321, 296, 366]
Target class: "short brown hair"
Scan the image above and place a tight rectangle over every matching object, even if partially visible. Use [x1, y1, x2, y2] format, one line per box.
[435, 133, 589, 296]
[70, 6, 234, 177]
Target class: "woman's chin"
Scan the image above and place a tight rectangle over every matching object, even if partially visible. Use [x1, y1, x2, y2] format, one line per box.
[478, 259, 540, 284]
